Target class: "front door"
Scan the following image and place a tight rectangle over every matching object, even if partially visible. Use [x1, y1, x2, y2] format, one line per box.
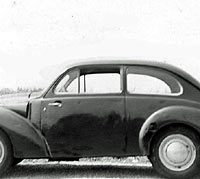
[41, 67, 126, 158]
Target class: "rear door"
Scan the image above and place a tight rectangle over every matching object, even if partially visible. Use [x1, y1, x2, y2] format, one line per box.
[41, 66, 126, 158]
[125, 66, 183, 155]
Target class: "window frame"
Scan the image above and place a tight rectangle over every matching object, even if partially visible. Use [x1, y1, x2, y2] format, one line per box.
[52, 66, 124, 97]
[54, 70, 79, 94]
[125, 66, 183, 97]
[79, 73, 122, 94]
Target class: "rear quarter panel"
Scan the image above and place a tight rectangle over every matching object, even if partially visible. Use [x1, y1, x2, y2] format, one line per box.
[125, 67, 200, 156]
[139, 105, 200, 155]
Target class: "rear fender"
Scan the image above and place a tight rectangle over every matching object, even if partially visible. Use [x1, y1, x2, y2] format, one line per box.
[0, 107, 49, 158]
[139, 105, 200, 156]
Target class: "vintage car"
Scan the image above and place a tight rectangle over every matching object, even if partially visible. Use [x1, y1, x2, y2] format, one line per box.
[0, 60, 200, 178]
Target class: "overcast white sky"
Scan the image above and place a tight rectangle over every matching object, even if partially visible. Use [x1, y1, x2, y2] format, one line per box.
[0, 0, 200, 89]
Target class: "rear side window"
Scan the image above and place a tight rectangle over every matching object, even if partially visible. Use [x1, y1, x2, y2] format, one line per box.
[127, 67, 182, 95]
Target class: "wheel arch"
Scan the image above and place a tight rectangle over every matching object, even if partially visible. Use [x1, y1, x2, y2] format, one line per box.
[0, 126, 14, 152]
[149, 123, 200, 155]
[0, 107, 50, 158]
[139, 105, 200, 156]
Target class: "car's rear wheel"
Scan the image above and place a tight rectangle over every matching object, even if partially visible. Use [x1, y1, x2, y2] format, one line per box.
[0, 130, 13, 175]
[149, 127, 200, 179]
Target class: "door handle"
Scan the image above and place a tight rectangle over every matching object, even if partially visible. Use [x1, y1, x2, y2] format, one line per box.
[48, 102, 62, 107]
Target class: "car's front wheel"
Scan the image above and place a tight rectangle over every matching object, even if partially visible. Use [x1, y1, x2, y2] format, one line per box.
[0, 129, 13, 175]
[149, 127, 200, 179]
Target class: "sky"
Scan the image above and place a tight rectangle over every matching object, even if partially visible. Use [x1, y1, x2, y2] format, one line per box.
[0, 0, 200, 89]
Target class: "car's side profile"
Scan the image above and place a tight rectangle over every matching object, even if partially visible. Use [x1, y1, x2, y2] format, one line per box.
[0, 60, 200, 178]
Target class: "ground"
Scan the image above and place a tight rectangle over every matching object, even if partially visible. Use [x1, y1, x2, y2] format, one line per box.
[2, 157, 200, 179]
[3, 158, 162, 179]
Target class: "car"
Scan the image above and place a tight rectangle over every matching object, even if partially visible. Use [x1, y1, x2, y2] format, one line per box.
[0, 60, 200, 178]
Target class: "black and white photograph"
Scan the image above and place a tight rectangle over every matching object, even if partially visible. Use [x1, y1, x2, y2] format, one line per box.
[0, 1, 200, 178]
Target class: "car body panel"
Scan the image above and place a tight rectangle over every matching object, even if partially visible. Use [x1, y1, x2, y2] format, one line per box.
[2, 60, 200, 160]
[41, 94, 126, 158]
[124, 64, 200, 155]
[5, 103, 28, 118]
[139, 105, 200, 155]
[28, 98, 43, 130]
[0, 107, 49, 158]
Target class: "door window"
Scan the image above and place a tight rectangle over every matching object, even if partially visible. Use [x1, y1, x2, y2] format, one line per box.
[80, 73, 120, 94]
[55, 70, 121, 94]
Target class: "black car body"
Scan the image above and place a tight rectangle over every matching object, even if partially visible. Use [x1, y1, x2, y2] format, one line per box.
[1, 60, 200, 178]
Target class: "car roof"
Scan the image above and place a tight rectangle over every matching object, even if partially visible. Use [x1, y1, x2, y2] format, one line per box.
[66, 58, 200, 90]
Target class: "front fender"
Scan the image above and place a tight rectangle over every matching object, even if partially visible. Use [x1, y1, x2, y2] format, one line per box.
[139, 105, 200, 156]
[0, 107, 49, 158]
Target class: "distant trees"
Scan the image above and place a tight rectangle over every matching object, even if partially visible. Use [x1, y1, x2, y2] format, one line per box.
[16, 87, 43, 93]
[0, 87, 43, 95]
[0, 88, 15, 95]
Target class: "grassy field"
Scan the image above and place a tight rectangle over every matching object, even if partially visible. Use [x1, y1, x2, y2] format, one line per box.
[0, 93, 29, 105]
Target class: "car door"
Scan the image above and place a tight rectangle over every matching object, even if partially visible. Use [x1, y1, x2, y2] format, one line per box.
[41, 66, 126, 158]
[125, 66, 184, 155]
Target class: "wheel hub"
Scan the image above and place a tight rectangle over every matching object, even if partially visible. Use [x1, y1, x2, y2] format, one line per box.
[159, 134, 196, 172]
[166, 141, 189, 164]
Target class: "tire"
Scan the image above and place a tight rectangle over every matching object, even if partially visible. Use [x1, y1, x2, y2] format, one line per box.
[0, 129, 13, 175]
[149, 127, 200, 179]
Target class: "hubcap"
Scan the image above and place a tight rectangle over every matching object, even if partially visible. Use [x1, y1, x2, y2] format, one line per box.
[159, 134, 196, 171]
[0, 140, 5, 163]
